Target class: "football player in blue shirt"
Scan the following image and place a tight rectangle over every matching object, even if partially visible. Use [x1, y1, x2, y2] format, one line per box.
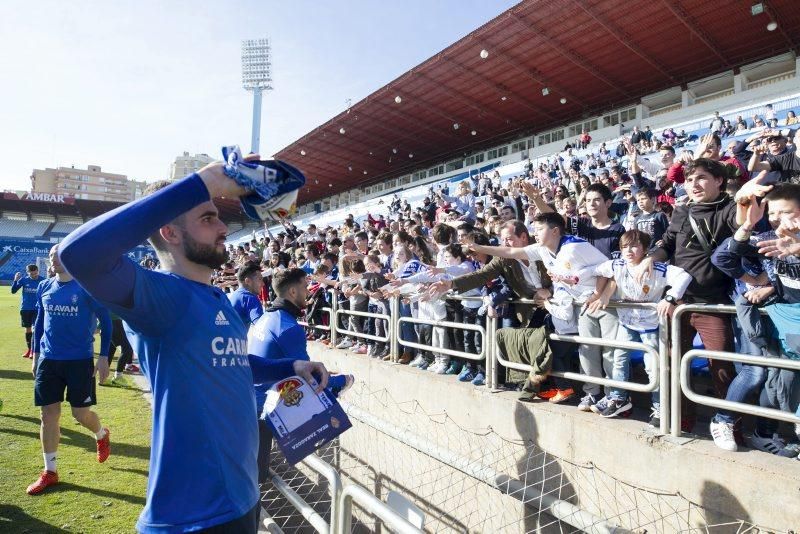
[11, 263, 42, 358]
[27, 245, 113, 496]
[228, 263, 265, 326]
[58, 158, 329, 534]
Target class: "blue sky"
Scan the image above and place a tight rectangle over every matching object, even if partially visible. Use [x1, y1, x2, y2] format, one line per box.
[0, 0, 519, 191]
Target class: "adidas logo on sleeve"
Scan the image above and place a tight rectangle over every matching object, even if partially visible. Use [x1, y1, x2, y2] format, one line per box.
[215, 311, 230, 326]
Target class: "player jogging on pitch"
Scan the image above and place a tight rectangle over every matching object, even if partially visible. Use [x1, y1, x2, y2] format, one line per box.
[11, 263, 42, 358]
[27, 245, 113, 495]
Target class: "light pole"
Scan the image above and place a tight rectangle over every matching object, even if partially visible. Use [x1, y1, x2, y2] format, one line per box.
[241, 38, 273, 154]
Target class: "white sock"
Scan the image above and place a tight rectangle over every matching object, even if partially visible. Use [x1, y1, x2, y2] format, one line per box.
[95, 428, 107, 440]
[43, 452, 57, 472]
[114, 371, 122, 379]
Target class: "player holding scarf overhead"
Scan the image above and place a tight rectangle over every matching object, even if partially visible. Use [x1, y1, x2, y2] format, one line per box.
[59, 148, 327, 533]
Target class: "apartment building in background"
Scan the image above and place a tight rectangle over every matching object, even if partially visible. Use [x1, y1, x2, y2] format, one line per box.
[169, 152, 214, 181]
[30, 164, 147, 203]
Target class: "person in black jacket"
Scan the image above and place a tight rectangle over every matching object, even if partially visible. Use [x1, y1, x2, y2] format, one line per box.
[638, 158, 743, 433]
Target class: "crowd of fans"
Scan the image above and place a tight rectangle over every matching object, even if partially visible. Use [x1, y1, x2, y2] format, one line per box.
[215, 114, 800, 458]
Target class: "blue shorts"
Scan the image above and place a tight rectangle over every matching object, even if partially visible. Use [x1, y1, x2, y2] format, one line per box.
[20, 310, 36, 328]
[34, 358, 97, 407]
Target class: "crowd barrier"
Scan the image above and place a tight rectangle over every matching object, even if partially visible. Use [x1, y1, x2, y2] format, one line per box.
[670, 304, 800, 438]
[310, 290, 800, 439]
[266, 451, 421, 534]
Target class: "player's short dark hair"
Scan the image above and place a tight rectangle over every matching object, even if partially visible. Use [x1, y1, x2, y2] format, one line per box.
[271, 267, 307, 297]
[585, 183, 613, 202]
[660, 145, 675, 155]
[533, 212, 566, 234]
[237, 263, 262, 284]
[765, 183, 800, 205]
[26, 264, 38, 272]
[143, 180, 182, 251]
[620, 229, 651, 250]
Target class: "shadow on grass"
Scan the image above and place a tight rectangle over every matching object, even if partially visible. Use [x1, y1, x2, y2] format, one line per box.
[0, 414, 150, 461]
[111, 466, 150, 478]
[0, 504, 69, 533]
[46, 481, 146, 505]
[0, 368, 33, 381]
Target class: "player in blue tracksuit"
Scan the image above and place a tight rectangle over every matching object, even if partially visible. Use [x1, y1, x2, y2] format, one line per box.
[26, 245, 113, 496]
[58, 160, 329, 534]
[247, 267, 311, 483]
[11, 263, 43, 358]
[227, 263, 265, 326]
[247, 267, 351, 483]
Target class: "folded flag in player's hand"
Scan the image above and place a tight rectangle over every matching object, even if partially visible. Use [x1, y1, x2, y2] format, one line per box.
[221, 145, 306, 221]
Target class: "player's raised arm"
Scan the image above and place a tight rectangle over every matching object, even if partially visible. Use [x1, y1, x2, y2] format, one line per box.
[58, 173, 217, 306]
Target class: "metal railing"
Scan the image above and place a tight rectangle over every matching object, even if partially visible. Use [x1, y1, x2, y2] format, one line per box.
[334, 308, 392, 344]
[397, 316, 486, 361]
[490, 300, 670, 435]
[337, 483, 424, 534]
[266, 452, 343, 533]
[671, 303, 800, 437]
[315, 289, 800, 440]
[298, 306, 333, 332]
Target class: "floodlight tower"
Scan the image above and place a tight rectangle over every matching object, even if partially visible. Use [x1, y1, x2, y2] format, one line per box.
[241, 38, 273, 154]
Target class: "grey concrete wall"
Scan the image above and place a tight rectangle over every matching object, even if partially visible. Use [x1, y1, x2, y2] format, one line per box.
[310, 343, 800, 533]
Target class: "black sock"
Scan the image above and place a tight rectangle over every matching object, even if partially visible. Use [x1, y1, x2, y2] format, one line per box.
[25, 332, 32, 349]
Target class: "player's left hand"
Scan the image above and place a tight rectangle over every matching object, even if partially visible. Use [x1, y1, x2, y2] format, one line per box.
[294, 360, 329, 393]
[95, 356, 110, 384]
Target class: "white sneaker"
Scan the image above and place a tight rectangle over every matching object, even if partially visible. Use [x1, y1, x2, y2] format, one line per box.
[335, 339, 353, 350]
[710, 420, 738, 452]
[795, 423, 800, 442]
[409, 355, 426, 367]
[434, 361, 449, 374]
[349, 342, 362, 352]
[427, 361, 442, 373]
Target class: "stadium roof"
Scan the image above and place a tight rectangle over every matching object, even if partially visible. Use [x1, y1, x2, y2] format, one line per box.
[275, 0, 800, 205]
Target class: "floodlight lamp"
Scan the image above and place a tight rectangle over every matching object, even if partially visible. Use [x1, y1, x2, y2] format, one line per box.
[453, 123, 460, 130]
[363, 170, 368, 175]
[542, 88, 550, 96]
[471, 130, 477, 136]
[300, 150, 306, 156]
[480, 49, 489, 59]
[241, 38, 273, 91]
[560, 98, 567, 104]
[395, 95, 402, 104]
[767, 20, 778, 31]
[751, 3, 764, 15]
[409, 153, 414, 158]
[339, 127, 346, 134]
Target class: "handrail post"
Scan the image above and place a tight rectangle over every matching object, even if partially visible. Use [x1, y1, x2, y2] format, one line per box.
[670, 304, 688, 437]
[390, 295, 400, 363]
[486, 315, 497, 389]
[329, 289, 339, 348]
[658, 313, 670, 436]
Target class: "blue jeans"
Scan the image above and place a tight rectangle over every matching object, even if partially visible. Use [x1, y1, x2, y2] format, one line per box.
[610, 325, 659, 408]
[399, 301, 417, 347]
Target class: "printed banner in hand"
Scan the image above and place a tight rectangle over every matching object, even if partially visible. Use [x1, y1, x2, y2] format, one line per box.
[261, 375, 352, 464]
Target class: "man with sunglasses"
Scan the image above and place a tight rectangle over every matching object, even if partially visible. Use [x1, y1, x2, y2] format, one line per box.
[748, 130, 800, 184]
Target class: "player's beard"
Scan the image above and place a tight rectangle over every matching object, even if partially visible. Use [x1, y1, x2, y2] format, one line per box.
[181, 230, 228, 269]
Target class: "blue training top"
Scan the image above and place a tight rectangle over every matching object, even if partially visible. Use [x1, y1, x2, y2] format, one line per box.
[248, 308, 310, 409]
[32, 277, 112, 360]
[228, 286, 264, 326]
[11, 275, 43, 311]
[58, 173, 298, 533]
